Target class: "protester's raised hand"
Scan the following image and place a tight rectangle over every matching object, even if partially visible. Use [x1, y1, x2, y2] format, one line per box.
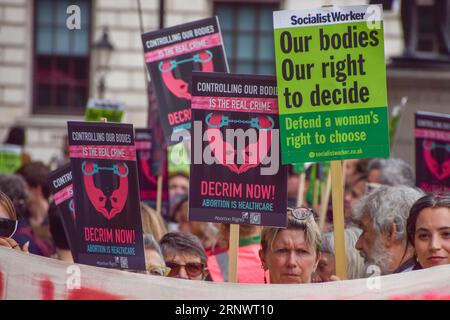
[0, 238, 29, 253]
[0, 237, 20, 250]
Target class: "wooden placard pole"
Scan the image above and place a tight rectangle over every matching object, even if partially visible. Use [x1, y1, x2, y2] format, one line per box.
[156, 175, 163, 216]
[312, 165, 320, 212]
[342, 159, 347, 188]
[319, 169, 332, 231]
[330, 160, 347, 280]
[228, 224, 239, 283]
[296, 172, 306, 207]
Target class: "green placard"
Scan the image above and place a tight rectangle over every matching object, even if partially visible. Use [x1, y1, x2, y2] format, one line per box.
[292, 163, 305, 174]
[84, 99, 125, 123]
[168, 142, 190, 175]
[0, 144, 22, 174]
[273, 5, 390, 164]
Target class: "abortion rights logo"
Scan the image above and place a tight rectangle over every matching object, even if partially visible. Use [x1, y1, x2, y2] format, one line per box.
[423, 140, 450, 181]
[82, 161, 129, 220]
[159, 50, 214, 100]
[203, 113, 275, 174]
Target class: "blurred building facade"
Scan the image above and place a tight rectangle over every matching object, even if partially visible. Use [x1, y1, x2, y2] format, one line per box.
[0, 0, 448, 167]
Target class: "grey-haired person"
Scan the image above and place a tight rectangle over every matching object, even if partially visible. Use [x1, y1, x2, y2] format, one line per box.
[353, 185, 424, 275]
[313, 227, 365, 282]
[367, 158, 415, 188]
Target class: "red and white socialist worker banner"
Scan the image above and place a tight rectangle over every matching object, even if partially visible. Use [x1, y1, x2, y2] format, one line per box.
[1, 248, 450, 300]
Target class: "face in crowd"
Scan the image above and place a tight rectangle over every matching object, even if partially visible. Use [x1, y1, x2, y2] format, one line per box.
[0, 191, 24, 251]
[313, 251, 335, 283]
[407, 194, 450, 269]
[145, 248, 170, 277]
[169, 173, 189, 197]
[344, 175, 366, 220]
[353, 186, 424, 275]
[164, 250, 207, 280]
[159, 232, 208, 281]
[260, 208, 321, 284]
[414, 207, 450, 268]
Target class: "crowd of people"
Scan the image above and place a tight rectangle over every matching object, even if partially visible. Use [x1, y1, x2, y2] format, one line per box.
[0, 135, 449, 286]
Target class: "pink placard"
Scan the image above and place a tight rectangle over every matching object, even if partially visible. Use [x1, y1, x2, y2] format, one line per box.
[69, 145, 137, 161]
[191, 96, 279, 114]
[145, 33, 223, 63]
[415, 128, 450, 142]
[53, 184, 73, 206]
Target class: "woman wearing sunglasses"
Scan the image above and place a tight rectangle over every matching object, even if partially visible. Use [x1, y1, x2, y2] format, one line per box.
[259, 207, 321, 284]
[0, 191, 28, 252]
[160, 232, 209, 280]
[406, 193, 450, 270]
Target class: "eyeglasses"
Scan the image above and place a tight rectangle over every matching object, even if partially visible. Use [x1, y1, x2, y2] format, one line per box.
[0, 217, 18, 238]
[165, 261, 205, 278]
[287, 207, 314, 221]
[147, 265, 171, 277]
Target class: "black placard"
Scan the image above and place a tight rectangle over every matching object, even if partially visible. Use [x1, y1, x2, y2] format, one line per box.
[67, 121, 145, 271]
[415, 112, 450, 193]
[189, 72, 287, 227]
[142, 17, 229, 145]
[47, 164, 78, 261]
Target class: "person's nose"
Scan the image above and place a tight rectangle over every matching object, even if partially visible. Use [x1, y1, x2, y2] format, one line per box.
[176, 266, 189, 279]
[430, 234, 442, 252]
[286, 251, 297, 268]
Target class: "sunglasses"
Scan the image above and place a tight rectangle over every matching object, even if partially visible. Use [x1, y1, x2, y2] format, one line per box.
[165, 261, 205, 278]
[0, 217, 18, 238]
[147, 265, 171, 277]
[287, 207, 314, 221]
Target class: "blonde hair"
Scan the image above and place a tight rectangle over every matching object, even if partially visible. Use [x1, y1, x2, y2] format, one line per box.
[140, 202, 167, 241]
[0, 191, 17, 220]
[261, 209, 322, 256]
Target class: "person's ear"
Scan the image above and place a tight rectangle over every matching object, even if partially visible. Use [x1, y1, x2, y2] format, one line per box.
[259, 249, 267, 270]
[384, 222, 398, 248]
